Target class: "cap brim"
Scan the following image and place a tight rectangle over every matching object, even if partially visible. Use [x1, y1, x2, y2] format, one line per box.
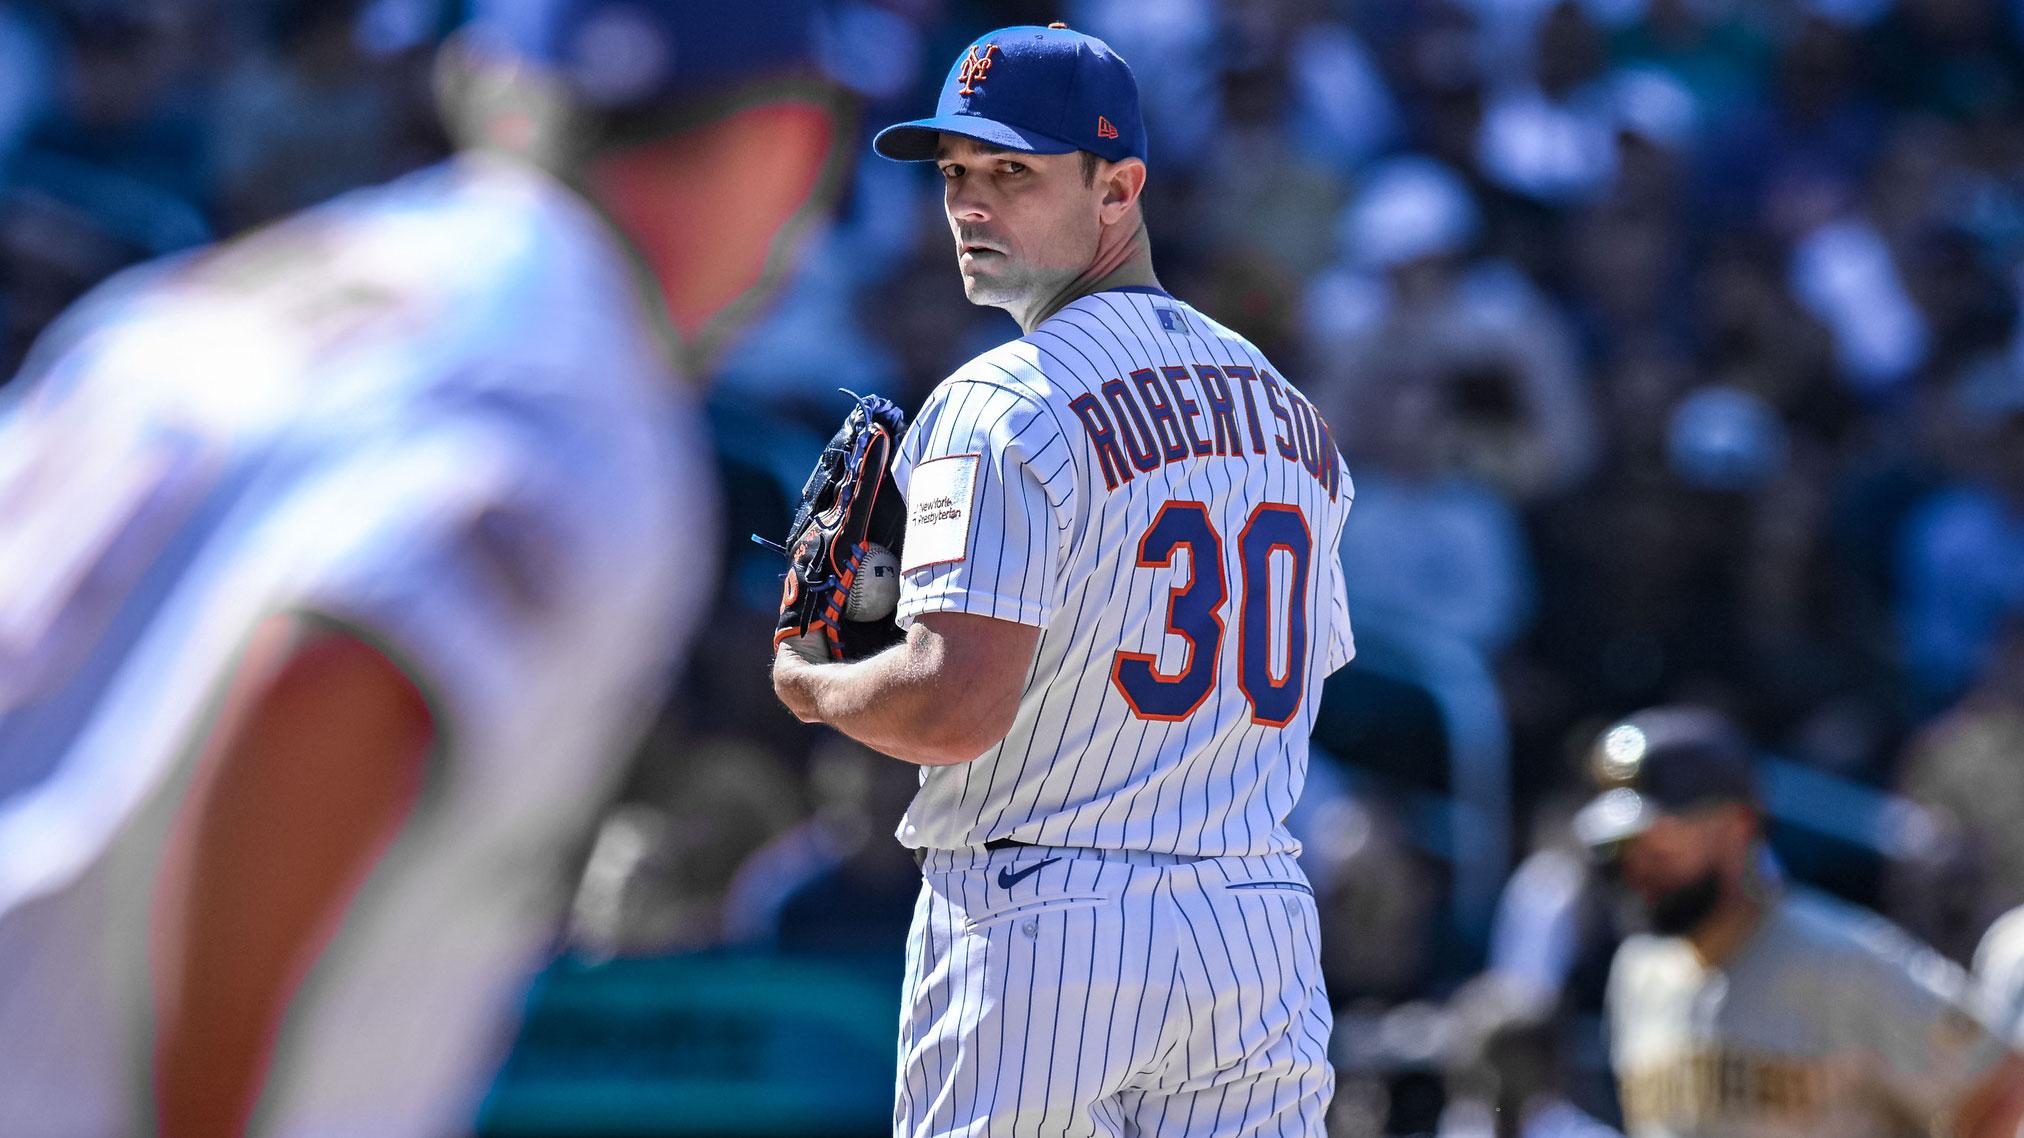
[1572, 787, 1659, 856]
[872, 114, 1080, 161]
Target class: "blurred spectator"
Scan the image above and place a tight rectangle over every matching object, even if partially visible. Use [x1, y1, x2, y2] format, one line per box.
[1308, 154, 1599, 502]
[1606, 0, 1772, 140]
[1871, 0, 2024, 124]
[714, 229, 911, 409]
[1387, 1, 1495, 175]
[18, 3, 211, 207]
[1694, 236, 1840, 436]
[1438, 975, 1625, 1138]
[1476, 2, 1620, 206]
[1719, 15, 1880, 239]
[210, 0, 410, 230]
[1476, 793, 1629, 1121]
[1066, 0, 1223, 166]
[1788, 208, 1932, 400]
[1312, 792, 1447, 1004]
[572, 733, 809, 957]
[1523, 312, 1867, 738]
[1338, 375, 1538, 658]
[0, 186, 152, 375]
[1896, 363, 2024, 707]
[720, 736, 921, 955]
[0, 2, 54, 168]
[1197, 0, 1368, 280]
[1891, 620, 2024, 964]
[2, 2, 212, 281]
[1483, 799, 1622, 1015]
[1788, 115, 2021, 403]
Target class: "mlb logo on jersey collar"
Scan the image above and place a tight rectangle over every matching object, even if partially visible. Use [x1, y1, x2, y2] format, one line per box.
[873, 23, 1147, 165]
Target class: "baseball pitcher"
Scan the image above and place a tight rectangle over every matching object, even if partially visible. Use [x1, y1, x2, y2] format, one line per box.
[772, 23, 1354, 1137]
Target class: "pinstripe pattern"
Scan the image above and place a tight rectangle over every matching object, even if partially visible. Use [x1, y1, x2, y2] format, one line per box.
[896, 848, 1333, 1137]
[894, 289, 1354, 857]
[890, 289, 1350, 1135]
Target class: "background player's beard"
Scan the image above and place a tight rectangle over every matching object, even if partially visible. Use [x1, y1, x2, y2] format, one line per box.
[1641, 869, 1724, 936]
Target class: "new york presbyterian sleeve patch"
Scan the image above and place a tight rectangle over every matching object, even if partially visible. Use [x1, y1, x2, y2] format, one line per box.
[901, 453, 980, 573]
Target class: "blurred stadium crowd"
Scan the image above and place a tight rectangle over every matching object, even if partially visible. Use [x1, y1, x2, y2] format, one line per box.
[6, 0, 2024, 1134]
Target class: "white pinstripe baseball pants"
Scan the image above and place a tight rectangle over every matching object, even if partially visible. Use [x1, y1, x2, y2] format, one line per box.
[896, 846, 1334, 1137]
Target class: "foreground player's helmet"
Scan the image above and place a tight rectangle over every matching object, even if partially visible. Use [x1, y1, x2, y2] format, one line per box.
[447, 0, 853, 373]
[461, 0, 828, 115]
[1572, 706, 1760, 857]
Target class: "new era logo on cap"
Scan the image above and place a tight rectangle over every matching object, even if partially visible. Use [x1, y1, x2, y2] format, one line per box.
[1096, 115, 1118, 139]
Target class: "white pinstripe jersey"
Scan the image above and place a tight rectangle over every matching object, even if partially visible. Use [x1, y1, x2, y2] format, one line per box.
[893, 288, 1355, 858]
[0, 155, 705, 1137]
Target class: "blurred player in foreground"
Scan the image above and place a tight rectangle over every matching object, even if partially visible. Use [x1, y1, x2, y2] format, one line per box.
[1975, 904, 2024, 1047]
[773, 22, 1354, 1136]
[0, 2, 847, 1134]
[1576, 707, 2024, 1138]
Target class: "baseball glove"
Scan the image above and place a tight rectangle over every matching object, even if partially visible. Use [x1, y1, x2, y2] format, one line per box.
[772, 393, 909, 661]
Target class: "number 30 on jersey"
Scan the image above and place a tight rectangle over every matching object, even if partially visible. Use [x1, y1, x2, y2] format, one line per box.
[1111, 501, 1311, 727]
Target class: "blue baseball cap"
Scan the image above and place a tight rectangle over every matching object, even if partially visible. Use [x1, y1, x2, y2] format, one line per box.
[873, 23, 1146, 165]
[1573, 706, 1760, 855]
[465, 0, 822, 110]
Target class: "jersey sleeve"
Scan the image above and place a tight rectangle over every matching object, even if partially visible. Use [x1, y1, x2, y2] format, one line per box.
[274, 394, 681, 741]
[1844, 922, 2014, 1127]
[1320, 459, 1356, 675]
[1975, 908, 2024, 1046]
[1602, 937, 1647, 1073]
[895, 378, 1077, 630]
[1601, 936, 1661, 1132]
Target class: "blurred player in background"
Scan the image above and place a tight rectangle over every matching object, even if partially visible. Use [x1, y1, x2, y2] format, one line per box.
[773, 23, 1354, 1136]
[0, 2, 847, 1134]
[1577, 707, 2024, 1138]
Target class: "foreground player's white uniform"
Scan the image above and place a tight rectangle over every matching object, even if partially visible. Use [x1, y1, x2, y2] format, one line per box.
[1975, 905, 2024, 1045]
[893, 287, 1355, 1136]
[0, 155, 706, 1136]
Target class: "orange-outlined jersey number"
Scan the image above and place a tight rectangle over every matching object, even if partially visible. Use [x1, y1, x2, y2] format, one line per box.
[1112, 502, 1225, 720]
[1110, 501, 1313, 727]
[1237, 503, 1312, 726]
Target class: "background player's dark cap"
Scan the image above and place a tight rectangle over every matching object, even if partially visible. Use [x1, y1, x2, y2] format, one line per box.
[465, 0, 822, 111]
[1572, 706, 1760, 854]
[873, 23, 1147, 165]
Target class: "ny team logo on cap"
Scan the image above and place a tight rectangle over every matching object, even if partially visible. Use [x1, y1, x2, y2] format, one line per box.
[870, 23, 1147, 164]
[956, 43, 999, 95]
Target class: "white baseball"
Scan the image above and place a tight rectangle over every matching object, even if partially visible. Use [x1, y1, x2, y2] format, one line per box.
[845, 543, 901, 622]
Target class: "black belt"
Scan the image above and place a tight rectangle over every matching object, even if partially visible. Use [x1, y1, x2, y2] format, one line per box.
[913, 837, 1034, 868]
